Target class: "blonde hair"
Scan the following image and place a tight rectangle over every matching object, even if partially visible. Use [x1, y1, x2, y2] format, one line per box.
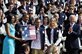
[49, 18, 58, 28]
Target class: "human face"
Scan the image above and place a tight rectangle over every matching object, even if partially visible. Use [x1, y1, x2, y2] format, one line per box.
[9, 0, 14, 4]
[36, 19, 41, 27]
[50, 18, 57, 27]
[49, 4, 52, 10]
[79, 16, 82, 24]
[69, 7, 74, 13]
[40, 8, 44, 14]
[43, 18, 48, 25]
[15, 15, 19, 23]
[54, 14, 59, 20]
[23, 15, 29, 22]
[11, 16, 15, 23]
[23, 1, 27, 5]
[70, 15, 76, 24]
[65, 6, 69, 10]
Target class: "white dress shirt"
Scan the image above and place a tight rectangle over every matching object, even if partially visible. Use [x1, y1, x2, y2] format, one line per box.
[24, 5, 27, 11]
[51, 29, 54, 44]
[68, 23, 75, 34]
[0, 24, 6, 35]
[70, 23, 75, 28]
[22, 20, 28, 26]
[31, 29, 41, 49]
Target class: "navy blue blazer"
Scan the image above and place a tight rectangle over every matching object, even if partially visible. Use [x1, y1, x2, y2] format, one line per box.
[63, 24, 80, 49]
[58, 12, 66, 25]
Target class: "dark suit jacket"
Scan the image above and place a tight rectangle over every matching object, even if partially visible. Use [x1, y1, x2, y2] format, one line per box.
[39, 25, 45, 50]
[58, 12, 66, 25]
[46, 27, 59, 44]
[15, 21, 32, 54]
[63, 23, 80, 49]
[15, 23, 23, 54]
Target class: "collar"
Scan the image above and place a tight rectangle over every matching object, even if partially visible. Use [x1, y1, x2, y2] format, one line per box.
[22, 20, 27, 25]
[70, 23, 75, 27]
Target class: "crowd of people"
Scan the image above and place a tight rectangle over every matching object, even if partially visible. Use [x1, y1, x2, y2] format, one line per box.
[1, 0, 82, 54]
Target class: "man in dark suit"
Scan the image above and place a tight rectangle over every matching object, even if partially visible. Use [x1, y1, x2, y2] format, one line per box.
[63, 15, 80, 54]
[15, 14, 32, 54]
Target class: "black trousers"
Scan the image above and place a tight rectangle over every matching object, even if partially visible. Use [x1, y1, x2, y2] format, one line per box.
[0, 34, 5, 54]
[66, 48, 79, 54]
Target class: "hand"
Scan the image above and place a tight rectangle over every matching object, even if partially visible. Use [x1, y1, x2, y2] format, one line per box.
[22, 9, 27, 14]
[43, 44, 51, 52]
[69, 27, 73, 33]
[43, 46, 48, 53]
[17, 38, 22, 42]
[47, 45, 52, 51]
[22, 40, 27, 43]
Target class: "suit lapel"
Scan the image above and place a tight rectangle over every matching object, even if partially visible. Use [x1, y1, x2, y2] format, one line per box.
[73, 24, 76, 31]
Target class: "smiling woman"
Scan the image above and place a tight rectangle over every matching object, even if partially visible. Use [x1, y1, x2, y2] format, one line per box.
[2, 14, 22, 54]
[46, 18, 60, 54]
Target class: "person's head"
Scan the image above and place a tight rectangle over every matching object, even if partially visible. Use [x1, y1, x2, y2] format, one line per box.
[22, 14, 29, 22]
[15, 14, 19, 23]
[78, 6, 82, 14]
[35, 18, 41, 27]
[9, 0, 14, 4]
[49, 18, 58, 28]
[8, 14, 16, 24]
[78, 14, 82, 24]
[22, 0, 27, 5]
[59, 6, 63, 13]
[69, 7, 74, 13]
[22, 44, 30, 54]
[29, 10, 33, 17]
[13, 0, 18, 4]
[43, 16, 49, 25]
[48, 3, 52, 10]
[54, 13, 59, 22]
[69, 4, 75, 13]
[65, 5, 69, 11]
[40, 7, 45, 14]
[69, 15, 76, 24]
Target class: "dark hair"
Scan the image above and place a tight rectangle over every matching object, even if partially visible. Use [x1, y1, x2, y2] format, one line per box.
[22, 13, 29, 18]
[7, 14, 16, 23]
[43, 16, 49, 25]
[22, 44, 30, 52]
[35, 18, 40, 23]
